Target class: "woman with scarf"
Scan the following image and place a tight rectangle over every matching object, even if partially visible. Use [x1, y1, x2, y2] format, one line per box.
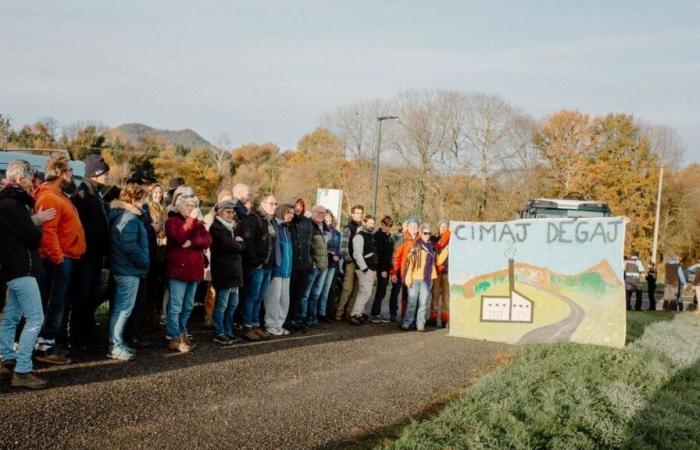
[401, 223, 437, 332]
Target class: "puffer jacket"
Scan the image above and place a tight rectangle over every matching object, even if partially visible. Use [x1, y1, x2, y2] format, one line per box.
[310, 221, 328, 270]
[0, 183, 44, 283]
[290, 214, 314, 270]
[108, 200, 150, 278]
[165, 211, 212, 282]
[209, 217, 245, 289]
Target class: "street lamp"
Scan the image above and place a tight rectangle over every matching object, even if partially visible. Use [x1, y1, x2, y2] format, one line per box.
[372, 115, 399, 217]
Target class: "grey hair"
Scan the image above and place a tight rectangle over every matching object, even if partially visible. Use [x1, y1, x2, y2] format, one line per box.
[311, 204, 326, 214]
[420, 223, 432, 233]
[6, 160, 33, 181]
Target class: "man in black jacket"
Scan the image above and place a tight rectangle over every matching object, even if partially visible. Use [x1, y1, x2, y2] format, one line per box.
[0, 160, 55, 389]
[285, 198, 314, 332]
[241, 193, 278, 341]
[370, 216, 394, 323]
[69, 154, 111, 348]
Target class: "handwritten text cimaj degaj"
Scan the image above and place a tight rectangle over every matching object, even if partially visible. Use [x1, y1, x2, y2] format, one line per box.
[452, 220, 624, 244]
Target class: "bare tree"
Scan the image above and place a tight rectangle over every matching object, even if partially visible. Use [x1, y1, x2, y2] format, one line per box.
[638, 121, 685, 168]
[212, 133, 233, 177]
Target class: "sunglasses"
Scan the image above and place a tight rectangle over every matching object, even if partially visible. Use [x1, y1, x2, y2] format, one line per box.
[422, 231, 431, 235]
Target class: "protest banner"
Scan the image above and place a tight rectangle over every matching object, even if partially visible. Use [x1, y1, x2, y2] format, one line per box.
[449, 217, 627, 348]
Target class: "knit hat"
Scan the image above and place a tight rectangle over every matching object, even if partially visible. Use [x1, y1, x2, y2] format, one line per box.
[84, 154, 110, 179]
[406, 216, 419, 225]
[215, 200, 236, 212]
[128, 170, 157, 185]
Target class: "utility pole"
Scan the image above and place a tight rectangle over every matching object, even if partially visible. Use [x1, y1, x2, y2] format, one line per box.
[651, 166, 663, 264]
[372, 115, 398, 217]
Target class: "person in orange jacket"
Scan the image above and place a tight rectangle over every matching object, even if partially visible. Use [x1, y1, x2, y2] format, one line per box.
[390, 217, 419, 321]
[428, 220, 450, 327]
[34, 155, 86, 364]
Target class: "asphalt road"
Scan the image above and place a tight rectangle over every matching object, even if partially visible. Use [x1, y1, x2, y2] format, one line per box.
[0, 322, 511, 449]
[517, 287, 585, 344]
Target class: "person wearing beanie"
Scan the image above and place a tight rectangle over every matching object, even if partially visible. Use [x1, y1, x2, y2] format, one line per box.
[68, 153, 112, 348]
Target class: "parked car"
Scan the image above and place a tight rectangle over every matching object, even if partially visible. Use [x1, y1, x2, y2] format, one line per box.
[0, 150, 85, 183]
[519, 198, 612, 219]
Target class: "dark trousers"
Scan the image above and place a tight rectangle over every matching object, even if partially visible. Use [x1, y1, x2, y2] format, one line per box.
[647, 284, 656, 311]
[370, 272, 390, 316]
[626, 287, 643, 311]
[286, 268, 310, 324]
[68, 252, 104, 346]
[38, 258, 75, 354]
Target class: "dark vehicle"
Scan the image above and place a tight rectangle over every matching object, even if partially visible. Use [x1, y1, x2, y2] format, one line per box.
[519, 198, 611, 219]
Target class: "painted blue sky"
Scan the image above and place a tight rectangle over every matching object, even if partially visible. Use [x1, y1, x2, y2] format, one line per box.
[448, 218, 626, 283]
[1, 1, 698, 161]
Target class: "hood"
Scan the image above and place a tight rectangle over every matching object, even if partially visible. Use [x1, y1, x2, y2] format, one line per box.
[109, 200, 143, 216]
[0, 183, 35, 208]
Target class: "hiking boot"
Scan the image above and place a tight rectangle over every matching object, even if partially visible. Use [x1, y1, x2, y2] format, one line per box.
[240, 327, 261, 341]
[253, 327, 271, 340]
[107, 346, 134, 361]
[34, 353, 72, 365]
[349, 316, 363, 326]
[168, 335, 191, 353]
[1, 359, 16, 371]
[11, 371, 48, 390]
[184, 334, 197, 350]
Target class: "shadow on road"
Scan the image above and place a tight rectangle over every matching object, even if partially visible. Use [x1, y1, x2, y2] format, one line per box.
[0, 317, 420, 395]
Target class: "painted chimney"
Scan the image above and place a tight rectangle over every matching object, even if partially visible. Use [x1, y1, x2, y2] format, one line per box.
[508, 258, 515, 292]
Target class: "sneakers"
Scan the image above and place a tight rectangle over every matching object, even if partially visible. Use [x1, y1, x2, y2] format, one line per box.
[370, 315, 390, 323]
[11, 371, 48, 390]
[349, 316, 363, 326]
[266, 327, 286, 336]
[168, 335, 191, 353]
[34, 353, 72, 365]
[240, 327, 261, 341]
[213, 334, 235, 346]
[253, 327, 271, 340]
[400, 324, 411, 331]
[417, 327, 426, 332]
[107, 346, 134, 361]
[281, 328, 292, 336]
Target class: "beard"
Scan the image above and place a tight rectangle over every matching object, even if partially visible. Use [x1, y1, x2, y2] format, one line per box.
[61, 178, 77, 195]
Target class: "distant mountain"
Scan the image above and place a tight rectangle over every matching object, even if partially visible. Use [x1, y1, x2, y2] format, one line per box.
[462, 259, 622, 297]
[105, 123, 212, 149]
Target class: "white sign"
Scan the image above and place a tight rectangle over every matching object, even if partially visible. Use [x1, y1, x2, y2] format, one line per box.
[316, 188, 343, 223]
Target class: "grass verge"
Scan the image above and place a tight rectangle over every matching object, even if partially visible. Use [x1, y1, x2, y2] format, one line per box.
[383, 312, 700, 449]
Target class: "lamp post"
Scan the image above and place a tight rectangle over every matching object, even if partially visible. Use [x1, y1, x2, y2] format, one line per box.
[372, 115, 398, 217]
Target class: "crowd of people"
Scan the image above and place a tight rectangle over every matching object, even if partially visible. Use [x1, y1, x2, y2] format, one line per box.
[624, 254, 700, 311]
[0, 154, 451, 389]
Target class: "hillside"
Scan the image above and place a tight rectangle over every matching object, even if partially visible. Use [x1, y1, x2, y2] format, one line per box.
[463, 259, 622, 296]
[105, 123, 212, 148]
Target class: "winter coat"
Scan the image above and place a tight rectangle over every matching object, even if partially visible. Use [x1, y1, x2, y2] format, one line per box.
[290, 214, 314, 270]
[373, 229, 394, 273]
[209, 218, 245, 289]
[242, 209, 278, 268]
[34, 183, 86, 264]
[0, 184, 44, 283]
[165, 211, 212, 282]
[435, 230, 450, 274]
[310, 221, 328, 270]
[404, 240, 437, 288]
[108, 200, 150, 278]
[72, 180, 110, 258]
[391, 230, 416, 279]
[273, 220, 293, 278]
[326, 227, 341, 270]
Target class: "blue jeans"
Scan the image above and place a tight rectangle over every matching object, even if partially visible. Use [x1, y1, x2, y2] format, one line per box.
[167, 279, 199, 338]
[37, 258, 75, 354]
[109, 276, 140, 349]
[297, 267, 325, 324]
[318, 267, 336, 317]
[403, 281, 430, 330]
[214, 287, 239, 337]
[0, 277, 44, 373]
[244, 267, 272, 327]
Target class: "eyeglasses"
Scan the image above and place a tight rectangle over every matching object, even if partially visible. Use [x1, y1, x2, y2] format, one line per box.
[422, 231, 431, 235]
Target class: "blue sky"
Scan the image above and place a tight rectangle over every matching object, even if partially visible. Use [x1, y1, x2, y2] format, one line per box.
[1, 1, 699, 161]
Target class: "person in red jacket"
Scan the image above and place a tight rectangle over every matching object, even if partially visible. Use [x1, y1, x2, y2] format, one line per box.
[164, 188, 211, 352]
[34, 155, 86, 364]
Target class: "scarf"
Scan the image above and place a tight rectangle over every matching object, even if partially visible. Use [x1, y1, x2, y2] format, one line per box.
[411, 239, 436, 290]
[215, 215, 235, 235]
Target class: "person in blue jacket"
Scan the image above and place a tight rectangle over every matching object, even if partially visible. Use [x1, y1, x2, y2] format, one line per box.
[264, 203, 294, 336]
[107, 184, 150, 360]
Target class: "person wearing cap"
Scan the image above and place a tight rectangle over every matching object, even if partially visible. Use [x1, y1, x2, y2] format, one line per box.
[209, 200, 245, 345]
[34, 154, 86, 364]
[391, 217, 419, 322]
[68, 154, 112, 348]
